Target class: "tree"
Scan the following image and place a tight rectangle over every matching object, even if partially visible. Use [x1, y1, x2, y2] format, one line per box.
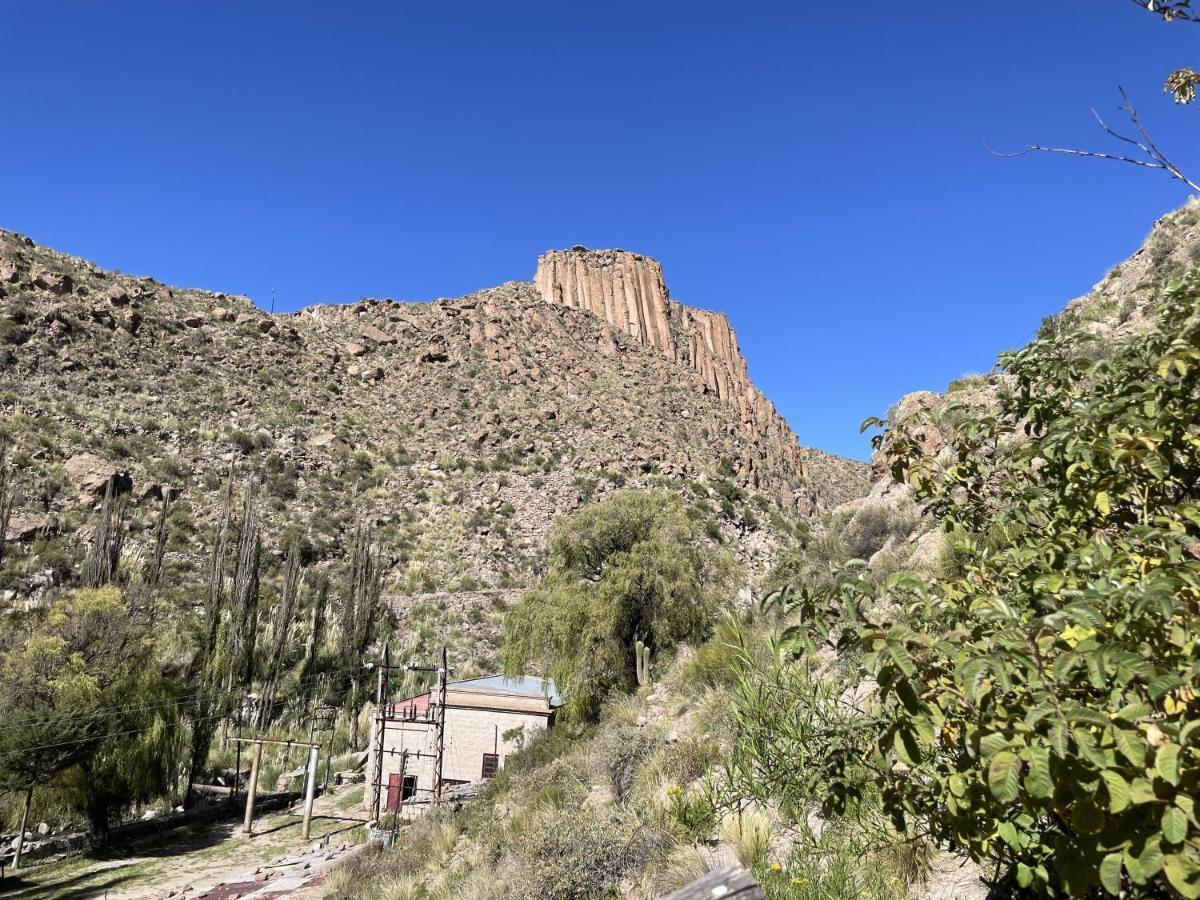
[339, 521, 383, 748]
[734, 273, 1200, 896]
[503, 490, 737, 720]
[0, 588, 174, 840]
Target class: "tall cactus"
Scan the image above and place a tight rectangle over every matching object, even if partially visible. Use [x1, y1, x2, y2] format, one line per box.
[635, 640, 652, 687]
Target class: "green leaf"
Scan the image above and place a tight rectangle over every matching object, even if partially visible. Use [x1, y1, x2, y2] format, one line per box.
[1101, 769, 1130, 813]
[1164, 805, 1189, 844]
[893, 724, 921, 766]
[1095, 491, 1112, 515]
[1025, 745, 1053, 799]
[997, 820, 1020, 849]
[1114, 728, 1147, 766]
[1099, 852, 1123, 896]
[988, 751, 1021, 804]
[1158, 743, 1182, 786]
[1165, 850, 1200, 899]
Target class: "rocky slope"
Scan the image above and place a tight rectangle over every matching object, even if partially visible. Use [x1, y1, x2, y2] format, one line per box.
[842, 199, 1200, 576]
[0, 229, 867, 630]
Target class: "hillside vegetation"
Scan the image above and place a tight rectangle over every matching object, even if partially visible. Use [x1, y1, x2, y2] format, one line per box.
[328, 205, 1200, 898]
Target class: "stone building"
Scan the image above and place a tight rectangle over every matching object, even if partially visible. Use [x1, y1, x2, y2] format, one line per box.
[367, 675, 562, 816]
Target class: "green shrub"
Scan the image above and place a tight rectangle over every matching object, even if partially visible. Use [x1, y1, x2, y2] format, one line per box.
[745, 275, 1200, 897]
[511, 807, 651, 899]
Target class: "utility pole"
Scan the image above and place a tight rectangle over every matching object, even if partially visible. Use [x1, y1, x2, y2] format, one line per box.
[242, 740, 263, 835]
[11, 786, 31, 871]
[432, 645, 448, 801]
[301, 743, 319, 841]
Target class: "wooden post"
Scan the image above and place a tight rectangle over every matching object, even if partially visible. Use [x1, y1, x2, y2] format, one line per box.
[242, 741, 263, 835]
[661, 864, 764, 900]
[11, 786, 31, 871]
[301, 744, 319, 841]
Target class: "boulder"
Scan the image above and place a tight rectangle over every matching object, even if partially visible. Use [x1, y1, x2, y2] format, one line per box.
[63, 452, 132, 498]
[182, 315, 203, 328]
[4, 511, 53, 542]
[344, 342, 367, 358]
[420, 343, 449, 363]
[360, 324, 397, 345]
[211, 307, 234, 322]
[359, 367, 384, 383]
[33, 272, 72, 295]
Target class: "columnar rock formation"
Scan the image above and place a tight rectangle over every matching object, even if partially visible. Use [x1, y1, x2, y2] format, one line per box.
[534, 247, 839, 510]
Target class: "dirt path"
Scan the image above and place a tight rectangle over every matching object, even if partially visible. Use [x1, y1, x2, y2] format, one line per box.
[0, 785, 367, 900]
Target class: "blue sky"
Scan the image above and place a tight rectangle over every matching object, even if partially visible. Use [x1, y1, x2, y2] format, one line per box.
[2, 2, 1195, 460]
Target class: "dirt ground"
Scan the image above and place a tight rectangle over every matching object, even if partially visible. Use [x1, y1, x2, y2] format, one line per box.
[0, 783, 367, 900]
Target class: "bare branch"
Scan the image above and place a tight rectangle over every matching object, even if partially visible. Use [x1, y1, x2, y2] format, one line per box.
[1128, 0, 1200, 22]
[987, 87, 1200, 194]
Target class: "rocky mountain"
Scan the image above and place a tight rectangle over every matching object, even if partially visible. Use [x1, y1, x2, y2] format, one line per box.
[0, 228, 867, 635]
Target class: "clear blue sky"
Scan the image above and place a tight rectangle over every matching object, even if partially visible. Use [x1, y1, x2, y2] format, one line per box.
[3, 2, 1195, 460]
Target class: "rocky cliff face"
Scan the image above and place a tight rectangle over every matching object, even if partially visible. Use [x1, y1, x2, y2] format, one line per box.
[534, 247, 842, 512]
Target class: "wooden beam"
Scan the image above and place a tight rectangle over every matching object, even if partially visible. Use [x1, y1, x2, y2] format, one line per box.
[661, 864, 765, 900]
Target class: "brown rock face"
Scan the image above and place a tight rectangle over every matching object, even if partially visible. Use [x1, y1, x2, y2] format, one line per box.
[534, 247, 828, 509]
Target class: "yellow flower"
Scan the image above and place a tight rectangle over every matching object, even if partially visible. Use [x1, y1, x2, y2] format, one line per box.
[791, 877, 806, 885]
[769, 862, 782, 872]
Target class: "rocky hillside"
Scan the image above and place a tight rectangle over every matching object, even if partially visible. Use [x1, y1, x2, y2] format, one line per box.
[0, 228, 867, 625]
[840, 199, 1200, 577]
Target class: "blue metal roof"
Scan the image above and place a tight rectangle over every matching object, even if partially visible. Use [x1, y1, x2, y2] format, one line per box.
[449, 674, 563, 707]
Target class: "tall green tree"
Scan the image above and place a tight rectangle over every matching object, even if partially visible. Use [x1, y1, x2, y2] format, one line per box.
[504, 490, 736, 720]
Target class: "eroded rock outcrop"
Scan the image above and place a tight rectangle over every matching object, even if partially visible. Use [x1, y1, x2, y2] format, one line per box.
[535, 247, 847, 510]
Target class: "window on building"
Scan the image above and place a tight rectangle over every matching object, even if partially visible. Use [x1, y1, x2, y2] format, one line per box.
[481, 753, 499, 779]
[402, 775, 417, 800]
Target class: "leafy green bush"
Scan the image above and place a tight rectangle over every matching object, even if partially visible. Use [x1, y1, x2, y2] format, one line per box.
[741, 275, 1200, 897]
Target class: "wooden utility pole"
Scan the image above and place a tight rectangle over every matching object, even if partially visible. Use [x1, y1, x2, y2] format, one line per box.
[11, 787, 31, 871]
[301, 743, 319, 841]
[242, 741, 263, 835]
[432, 646, 448, 801]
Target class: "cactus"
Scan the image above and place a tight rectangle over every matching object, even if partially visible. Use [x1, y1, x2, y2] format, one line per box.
[635, 639, 652, 687]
